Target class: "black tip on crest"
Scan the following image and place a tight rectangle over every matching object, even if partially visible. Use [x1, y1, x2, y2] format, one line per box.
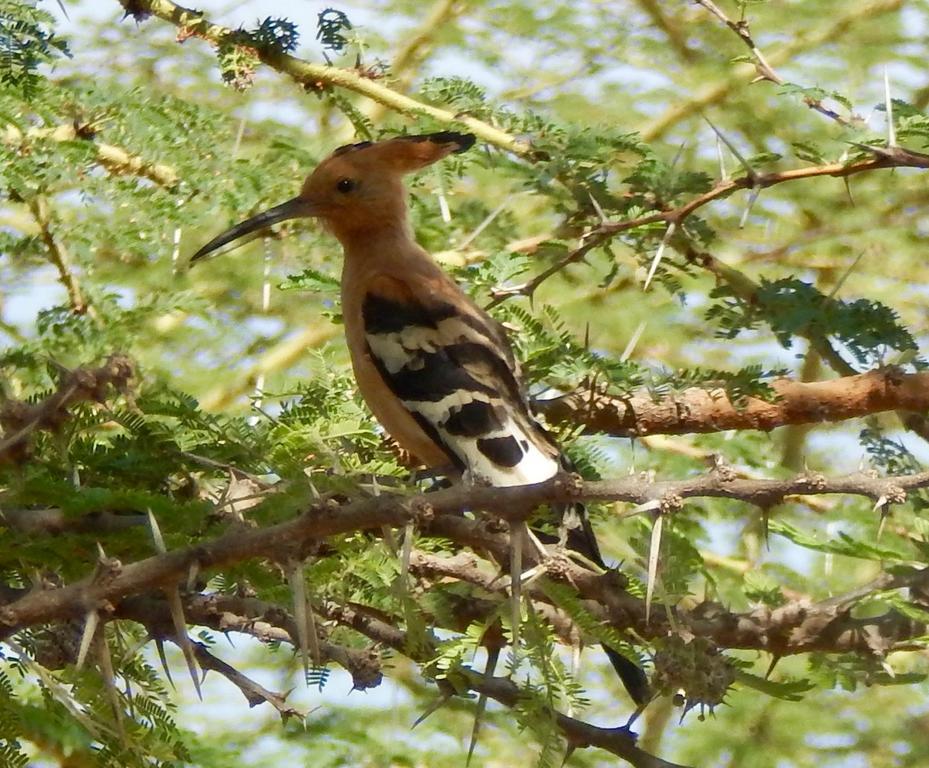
[428, 131, 476, 153]
[395, 131, 476, 154]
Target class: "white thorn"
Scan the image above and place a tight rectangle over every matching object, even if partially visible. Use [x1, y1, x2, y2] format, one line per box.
[457, 194, 515, 250]
[738, 185, 762, 229]
[288, 560, 311, 681]
[884, 68, 897, 148]
[588, 191, 608, 223]
[620, 321, 647, 362]
[231, 116, 247, 158]
[261, 237, 273, 312]
[466, 647, 498, 767]
[620, 498, 662, 519]
[412, 692, 452, 728]
[643, 221, 676, 290]
[716, 134, 729, 181]
[76, 610, 99, 671]
[96, 632, 126, 743]
[645, 513, 663, 625]
[186, 561, 200, 593]
[147, 509, 166, 554]
[167, 589, 202, 700]
[400, 522, 414, 587]
[171, 225, 182, 273]
[704, 117, 753, 176]
[509, 522, 525, 657]
[155, 639, 175, 689]
[824, 521, 837, 581]
[526, 528, 549, 560]
[435, 167, 452, 223]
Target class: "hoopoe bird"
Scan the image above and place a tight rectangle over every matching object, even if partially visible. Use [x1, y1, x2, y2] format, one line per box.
[191, 131, 649, 706]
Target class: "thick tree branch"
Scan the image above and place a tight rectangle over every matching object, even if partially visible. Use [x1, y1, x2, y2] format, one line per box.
[3, 469, 929, 646]
[3, 122, 179, 189]
[424, 514, 928, 658]
[115, 593, 384, 691]
[379, 0, 468, 95]
[0, 507, 147, 535]
[537, 367, 929, 437]
[634, 0, 697, 63]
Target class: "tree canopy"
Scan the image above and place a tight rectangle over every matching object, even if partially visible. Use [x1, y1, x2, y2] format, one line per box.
[3, 0, 929, 766]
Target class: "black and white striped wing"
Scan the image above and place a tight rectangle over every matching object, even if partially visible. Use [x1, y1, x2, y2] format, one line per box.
[362, 291, 560, 487]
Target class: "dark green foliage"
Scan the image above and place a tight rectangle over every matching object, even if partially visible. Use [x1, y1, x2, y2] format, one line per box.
[707, 277, 920, 369]
[250, 17, 300, 54]
[316, 9, 352, 54]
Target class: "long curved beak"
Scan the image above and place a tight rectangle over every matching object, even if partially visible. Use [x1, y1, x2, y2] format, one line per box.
[190, 197, 315, 263]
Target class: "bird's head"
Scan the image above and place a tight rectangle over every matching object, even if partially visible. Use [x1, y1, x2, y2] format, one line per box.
[190, 131, 475, 262]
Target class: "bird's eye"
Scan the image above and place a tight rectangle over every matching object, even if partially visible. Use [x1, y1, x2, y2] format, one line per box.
[336, 177, 357, 193]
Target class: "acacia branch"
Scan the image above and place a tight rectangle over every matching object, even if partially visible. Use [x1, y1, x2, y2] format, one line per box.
[687, 243, 929, 445]
[192, 642, 301, 719]
[424, 514, 928, 658]
[634, 0, 696, 63]
[28, 196, 95, 318]
[382, 0, 468, 93]
[684, 245, 856, 376]
[693, 0, 857, 127]
[642, 0, 903, 140]
[318, 601, 690, 768]
[3, 469, 929, 643]
[0, 354, 135, 461]
[118, 0, 528, 156]
[115, 593, 384, 691]
[0, 507, 147, 535]
[494, 146, 929, 306]
[3, 473, 926, 766]
[3, 122, 179, 189]
[537, 367, 929, 437]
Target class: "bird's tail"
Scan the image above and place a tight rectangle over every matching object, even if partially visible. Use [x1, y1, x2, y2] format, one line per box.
[602, 644, 651, 706]
[554, 500, 651, 706]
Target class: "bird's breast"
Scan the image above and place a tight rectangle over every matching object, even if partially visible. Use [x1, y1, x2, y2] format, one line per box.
[342, 287, 453, 468]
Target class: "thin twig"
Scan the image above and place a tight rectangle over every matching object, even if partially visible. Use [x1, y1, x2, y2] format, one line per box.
[28, 196, 95, 318]
[490, 146, 929, 306]
[644, 0, 901, 140]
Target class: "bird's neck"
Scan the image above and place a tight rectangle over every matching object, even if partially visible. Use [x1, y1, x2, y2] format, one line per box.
[339, 224, 442, 284]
